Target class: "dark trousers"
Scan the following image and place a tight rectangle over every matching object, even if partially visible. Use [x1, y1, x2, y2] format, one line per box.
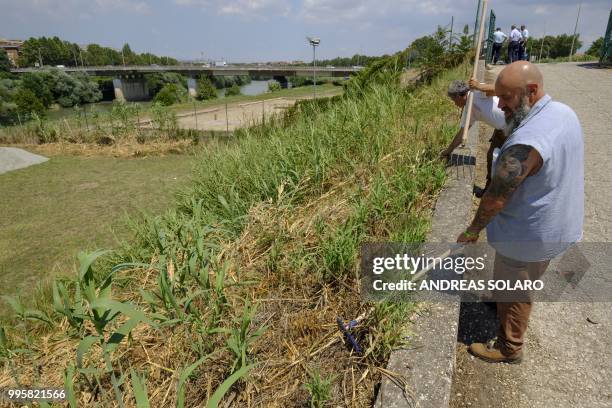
[492, 43, 502, 64]
[518, 42, 526, 61]
[508, 41, 520, 63]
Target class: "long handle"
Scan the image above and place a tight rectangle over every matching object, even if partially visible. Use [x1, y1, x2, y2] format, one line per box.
[461, 0, 489, 145]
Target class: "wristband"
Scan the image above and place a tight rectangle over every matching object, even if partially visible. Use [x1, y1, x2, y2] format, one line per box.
[463, 230, 479, 238]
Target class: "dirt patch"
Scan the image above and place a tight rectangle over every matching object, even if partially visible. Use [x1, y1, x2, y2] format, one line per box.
[173, 90, 342, 131]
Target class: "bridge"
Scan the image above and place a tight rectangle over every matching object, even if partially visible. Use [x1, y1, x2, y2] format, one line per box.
[11, 65, 361, 101]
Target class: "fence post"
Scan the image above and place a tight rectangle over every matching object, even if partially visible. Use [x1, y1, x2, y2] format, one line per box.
[225, 102, 229, 133]
[485, 10, 496, 64]
[193, 99, 198, 131]
[601, 8, 612, 64]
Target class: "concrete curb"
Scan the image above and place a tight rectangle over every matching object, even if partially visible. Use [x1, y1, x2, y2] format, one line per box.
[375, 63, 483, 406]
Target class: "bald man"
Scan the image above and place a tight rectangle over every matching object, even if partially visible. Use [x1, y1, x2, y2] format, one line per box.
[457, 61, 584, 363]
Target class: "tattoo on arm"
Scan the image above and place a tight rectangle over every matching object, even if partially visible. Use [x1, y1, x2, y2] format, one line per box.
[469, 145, 539, 231]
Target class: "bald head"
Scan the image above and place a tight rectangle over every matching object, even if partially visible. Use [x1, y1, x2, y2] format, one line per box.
[497, 61, 544, 93]
[495, 62, 546, 134]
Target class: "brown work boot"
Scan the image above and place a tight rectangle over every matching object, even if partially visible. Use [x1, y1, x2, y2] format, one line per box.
[468, 339, 523, 364]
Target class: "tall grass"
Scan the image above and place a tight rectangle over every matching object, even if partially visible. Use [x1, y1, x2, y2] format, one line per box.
[1, 54, 469, 406]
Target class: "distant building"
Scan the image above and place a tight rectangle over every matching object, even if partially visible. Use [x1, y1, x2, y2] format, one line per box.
[0, 38, 24, 66]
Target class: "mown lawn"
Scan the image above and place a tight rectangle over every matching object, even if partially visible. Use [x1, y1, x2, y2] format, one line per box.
[0, 152, 194, 300]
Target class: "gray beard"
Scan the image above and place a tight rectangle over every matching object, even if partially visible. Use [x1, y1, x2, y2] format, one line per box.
[505, 98, 531, 136]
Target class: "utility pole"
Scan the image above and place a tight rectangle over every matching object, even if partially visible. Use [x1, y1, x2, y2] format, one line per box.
[539, 25, 546, 62]
[449, 16, 454, 51]
[307, 37, 320, 99]
[569, 1, 582, 60]
[473, 0, 482, 46]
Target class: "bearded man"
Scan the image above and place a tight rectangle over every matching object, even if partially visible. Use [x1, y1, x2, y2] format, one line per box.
[457, 61, 584, 363]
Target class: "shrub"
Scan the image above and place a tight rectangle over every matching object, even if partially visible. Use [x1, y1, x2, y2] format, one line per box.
[267, 80, 281, 92]
[225, 83, 241, 96]
[195, 76, 217, 100]
[146, 72, 187, 97]
[153, 83, 186, 106]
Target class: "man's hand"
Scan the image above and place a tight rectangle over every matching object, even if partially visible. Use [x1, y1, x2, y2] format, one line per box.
[439, 149, 451, 161]
[468, 78, 482, 91]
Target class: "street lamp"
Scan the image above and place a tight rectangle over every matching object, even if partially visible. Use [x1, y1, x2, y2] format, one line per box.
[307, 37, 320, 99]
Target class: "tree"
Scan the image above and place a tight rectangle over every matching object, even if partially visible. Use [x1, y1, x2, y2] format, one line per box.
[21, 72, 53, 107]
[195, 76, 217, 100]
[146, 72, 186, 96]
[225, 83, 241, 96]
[121, 43, 136, 65]
[454, 25, 473, 55]
[586, 37, 604, 57]
[0, 50, 11, 72]
[531, 34, 582, 59]
[14, 88, 46, 118]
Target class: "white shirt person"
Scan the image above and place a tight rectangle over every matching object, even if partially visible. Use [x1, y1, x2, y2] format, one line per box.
[510, 27, 523, 42]
[493, 29, 508, 44]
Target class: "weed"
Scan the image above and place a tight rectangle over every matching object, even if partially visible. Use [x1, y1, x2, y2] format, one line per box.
[304, 369, 335, 408]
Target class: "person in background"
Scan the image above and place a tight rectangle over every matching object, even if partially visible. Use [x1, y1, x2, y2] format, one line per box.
[509, 25, 523, 63]
[492, 27, 507, 64]
[520, 25, 530, 60]
[441, 80, 506, 197]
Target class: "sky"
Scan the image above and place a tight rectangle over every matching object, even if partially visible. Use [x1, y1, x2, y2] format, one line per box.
[0, 0, 609, 62]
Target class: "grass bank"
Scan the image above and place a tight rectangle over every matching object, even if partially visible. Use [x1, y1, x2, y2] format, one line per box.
[0, 59, 467, 406]
[0, 153, 194, 302]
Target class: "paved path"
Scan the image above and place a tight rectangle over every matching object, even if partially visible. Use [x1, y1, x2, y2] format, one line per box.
[450, 62, 612, 407]
[0, 147, 48, 174]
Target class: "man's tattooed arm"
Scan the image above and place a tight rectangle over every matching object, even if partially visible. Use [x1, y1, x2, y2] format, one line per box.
[467, 144, 543, 233]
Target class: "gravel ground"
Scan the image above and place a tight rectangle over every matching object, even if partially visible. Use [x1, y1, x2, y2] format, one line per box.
[0, 147, 48, 174]
[450, 62, 612, 408]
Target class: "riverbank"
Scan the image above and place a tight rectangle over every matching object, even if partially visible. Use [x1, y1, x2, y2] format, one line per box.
[0, 55, 468, 405]
[0, 83, 342, 147]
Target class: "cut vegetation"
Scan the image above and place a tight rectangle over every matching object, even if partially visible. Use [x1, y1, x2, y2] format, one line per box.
[1, 46, 470, 406]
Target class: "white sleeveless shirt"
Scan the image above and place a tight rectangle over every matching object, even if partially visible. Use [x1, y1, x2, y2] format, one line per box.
[487, 94, 584, 261]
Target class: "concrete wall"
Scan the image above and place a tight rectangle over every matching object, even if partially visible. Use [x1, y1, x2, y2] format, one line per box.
[112, 76, 149, 102]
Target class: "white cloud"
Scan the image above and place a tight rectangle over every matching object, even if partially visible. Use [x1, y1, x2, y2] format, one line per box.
[174, 0, 291, 18]
[2, 0, 150, 18]
[94, 0, 151, 14]
[219, 0, 290, 16]
[534, 6, 548, 15]
[299, 0, 460, 24]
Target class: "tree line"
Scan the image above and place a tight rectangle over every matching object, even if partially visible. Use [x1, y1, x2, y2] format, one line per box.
[17, 36, 178, 67]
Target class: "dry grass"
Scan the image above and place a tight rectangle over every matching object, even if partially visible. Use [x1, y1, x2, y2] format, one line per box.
[0, 60, 469, 407]
[13, 139, 199, 158]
